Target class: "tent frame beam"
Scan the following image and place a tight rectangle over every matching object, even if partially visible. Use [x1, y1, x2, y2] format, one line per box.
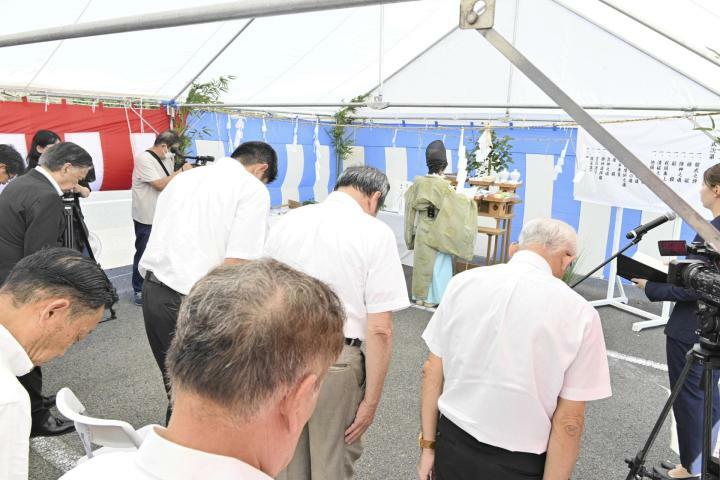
[550, 0, 720, 99]
[0, 0, 417, 48]
[171, 19, 255, 102]
[179, 102, 720, 113]
[463, 0, 720, 250]
[597, 0, 720, 70]
[366, 26, 458, 98]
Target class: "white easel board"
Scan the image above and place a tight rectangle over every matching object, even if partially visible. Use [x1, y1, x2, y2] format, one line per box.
[573, 118, 715, 331]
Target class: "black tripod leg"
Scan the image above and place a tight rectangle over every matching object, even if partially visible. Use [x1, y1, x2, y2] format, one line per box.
[626, 351, 695, 480]
[703, 364, 714, 479]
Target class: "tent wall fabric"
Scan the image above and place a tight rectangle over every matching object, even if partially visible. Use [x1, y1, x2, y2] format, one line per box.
[0, 100, 169, 190]
[0, 104, 699, 274]
[185, 112, 339, 207]
[184, 111, 696, 277]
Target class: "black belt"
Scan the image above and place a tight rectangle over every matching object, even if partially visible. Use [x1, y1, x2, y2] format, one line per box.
[146, 272, 173, 291]
[344, 338, 362, 347]
[146, 271, 162, 285]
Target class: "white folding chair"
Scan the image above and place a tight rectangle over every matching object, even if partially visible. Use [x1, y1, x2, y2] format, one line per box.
[55, 387, 151, 460]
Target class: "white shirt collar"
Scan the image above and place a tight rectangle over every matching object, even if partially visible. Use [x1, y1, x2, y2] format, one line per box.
[34, 166, 64, 196]
[324, 191, 364, 214]
[508, 250, 554, 276]
[0, 325, 33, 376]
[136, 427, 273, 480]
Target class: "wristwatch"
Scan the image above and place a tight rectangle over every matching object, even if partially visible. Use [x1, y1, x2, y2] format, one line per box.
[418, 432, 436, 450]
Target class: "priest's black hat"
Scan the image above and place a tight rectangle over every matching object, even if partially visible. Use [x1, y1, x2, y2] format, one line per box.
[425, 140, 447, 163]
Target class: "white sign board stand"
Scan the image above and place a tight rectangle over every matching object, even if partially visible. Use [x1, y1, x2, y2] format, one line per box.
[575, 118, 714, 331]
[589, 207, 678, 331]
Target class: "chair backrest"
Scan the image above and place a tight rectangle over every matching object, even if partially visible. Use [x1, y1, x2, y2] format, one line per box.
[56, 387, 143, 452]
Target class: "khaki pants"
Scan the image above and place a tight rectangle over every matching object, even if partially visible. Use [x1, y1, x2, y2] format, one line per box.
[277, 345, 366, 480]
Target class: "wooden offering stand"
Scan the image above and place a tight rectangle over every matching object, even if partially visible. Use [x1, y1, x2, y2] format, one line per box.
[475, 194, 521, 265]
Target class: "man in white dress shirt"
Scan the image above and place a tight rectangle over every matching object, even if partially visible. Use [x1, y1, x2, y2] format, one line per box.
[418, 218, 612, 480]
[0, 248, 117, 480]
[139, 141, 277, 423]
[266, 166, 410, 480]
[61, 259, 346, 480]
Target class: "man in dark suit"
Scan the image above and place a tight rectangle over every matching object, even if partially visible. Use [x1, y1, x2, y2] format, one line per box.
[0, 141, 94, 437]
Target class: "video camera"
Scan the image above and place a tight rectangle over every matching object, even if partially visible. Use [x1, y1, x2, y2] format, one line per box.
[170, 147, 215, 167]
[659, 240, 720, 348]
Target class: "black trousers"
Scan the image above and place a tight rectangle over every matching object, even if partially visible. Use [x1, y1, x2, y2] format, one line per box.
[667, 336, 720, 474]
[17, 366, 48, 425]
[435, 416, 546, 480]
[142, 273, 183, 423]
[132, 221, 152, 293]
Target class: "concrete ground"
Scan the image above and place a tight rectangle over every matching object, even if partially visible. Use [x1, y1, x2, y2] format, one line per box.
[30, 265, 680, 480]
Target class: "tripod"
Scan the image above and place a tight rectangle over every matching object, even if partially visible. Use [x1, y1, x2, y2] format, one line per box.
[62, 194, 116, 320]
[62, 194, 95, 261]
[625, 307, 720, 479]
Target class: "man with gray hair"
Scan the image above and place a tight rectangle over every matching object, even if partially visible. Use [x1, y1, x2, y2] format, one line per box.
[61, 259, 345, 480]
[266, 166, 410, 480]
[417, 218, 611, 480]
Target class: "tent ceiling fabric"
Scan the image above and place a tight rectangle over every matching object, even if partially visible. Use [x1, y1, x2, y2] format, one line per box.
[369, 0, 720, 116]
[0, 0, 718, 114]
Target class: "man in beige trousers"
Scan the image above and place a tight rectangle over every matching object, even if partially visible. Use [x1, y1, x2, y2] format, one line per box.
[266, 166, 410, 480]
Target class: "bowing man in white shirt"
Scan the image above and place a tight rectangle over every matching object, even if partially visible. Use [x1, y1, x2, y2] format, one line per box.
[418, 218, 612, 480]
[139, 141, 277, 424]
[61, 259, 346, 480]
[0, 248, 117, 480]
[266, 166, 410, 480]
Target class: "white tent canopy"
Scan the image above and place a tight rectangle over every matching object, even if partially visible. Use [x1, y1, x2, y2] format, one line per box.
[368, 0, 720, 119]
[0, 0, 718, 117]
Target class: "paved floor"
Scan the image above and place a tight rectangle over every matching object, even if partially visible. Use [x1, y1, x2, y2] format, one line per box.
[30, 265, 681, 479]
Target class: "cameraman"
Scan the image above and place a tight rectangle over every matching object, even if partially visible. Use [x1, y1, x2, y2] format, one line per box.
[130, 130, 192, 306]
[139, 141, 277, 424]
[633, 164, 720, 479]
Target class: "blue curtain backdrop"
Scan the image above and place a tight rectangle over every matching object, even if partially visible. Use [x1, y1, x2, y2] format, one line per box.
[187, 112, 696, 277]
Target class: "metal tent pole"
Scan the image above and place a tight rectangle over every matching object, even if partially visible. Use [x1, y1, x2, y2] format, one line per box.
[171, 19, 255, 102]
[504, 0, 521, 116]
[0, 0, 417, 48]
[460, 0, 720, 249]
[597, 0, 720, 70]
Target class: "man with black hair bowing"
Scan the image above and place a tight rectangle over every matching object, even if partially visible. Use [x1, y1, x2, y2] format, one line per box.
[0, 142, 94, 437]
[0, 248, 117, 480]
[140, 141, 278, 424]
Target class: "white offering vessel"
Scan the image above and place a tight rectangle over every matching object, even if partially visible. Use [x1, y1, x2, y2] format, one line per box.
[510, 169, 521, 183]
[497, 169, 510, 183]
